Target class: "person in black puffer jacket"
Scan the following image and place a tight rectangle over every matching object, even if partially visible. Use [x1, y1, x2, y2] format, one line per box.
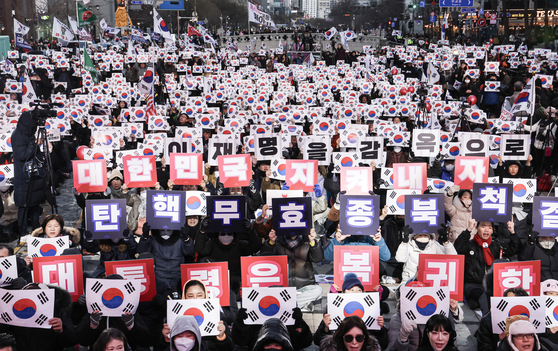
[519, 230, 558, 281]
[82, 228, 137, 278]
[253, 318, 294, 351]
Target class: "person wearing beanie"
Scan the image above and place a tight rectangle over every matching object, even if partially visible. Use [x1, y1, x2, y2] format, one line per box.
[496, 315, 548, 351]
[106, 168, 141, 231]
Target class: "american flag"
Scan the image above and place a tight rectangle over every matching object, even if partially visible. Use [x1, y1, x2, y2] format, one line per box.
[146, 83, 157, 118]
[366, 71, 374, 83]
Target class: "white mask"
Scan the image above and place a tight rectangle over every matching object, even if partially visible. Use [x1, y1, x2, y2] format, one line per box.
[394, 147, 402, 153]
[540, 239, 555, 250]
[415, 236, 430, 243]
[174, 337, 196, 351]
[445, 164, 455, 171]
[161, 235, 171, 240]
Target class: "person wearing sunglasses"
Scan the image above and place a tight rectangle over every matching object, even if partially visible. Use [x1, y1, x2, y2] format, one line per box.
[323, 316, 380, 351]
[496, 315, 548, 351]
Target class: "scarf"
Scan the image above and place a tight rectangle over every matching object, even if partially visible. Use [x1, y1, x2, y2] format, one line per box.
[473, 234, 494, 266]
[286, 235, 303, 249]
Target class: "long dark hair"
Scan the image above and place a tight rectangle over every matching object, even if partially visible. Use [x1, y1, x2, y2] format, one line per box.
[333, 316, 371, 351]
[92, 328, 131, 351]
[419, 315, 457, 350]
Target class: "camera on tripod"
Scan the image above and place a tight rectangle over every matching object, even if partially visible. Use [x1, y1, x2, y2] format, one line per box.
[29, 101, 60, 126]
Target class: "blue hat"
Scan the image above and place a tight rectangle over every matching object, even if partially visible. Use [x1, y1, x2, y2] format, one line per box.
[342, 273, 364, 292]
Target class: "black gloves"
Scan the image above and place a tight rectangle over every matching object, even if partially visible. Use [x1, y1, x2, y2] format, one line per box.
[180, 226, 189, 239]
[437, 224, 448, 244]
[122, 229, 131, 238]
[142, 223, 151, 240]
[121, 313, 134, 329]
[243, 218, 252, 232]
[90, 312, 103, 328]
[292, 307, 303, 322]
[528, 231, 539, 245]
[152, 294, 167, 308]
[78, 294, 86, 306]
[402, 225, 413, 243]
[236, 308, 248, 323]
[200, 217, 211, 233]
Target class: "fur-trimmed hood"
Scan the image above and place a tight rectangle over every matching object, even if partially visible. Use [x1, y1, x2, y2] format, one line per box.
[320, 334, 381, 351]
[31, 227, 81, 245]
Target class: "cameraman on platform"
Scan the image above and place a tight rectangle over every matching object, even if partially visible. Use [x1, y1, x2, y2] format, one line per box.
[12, 110, 46, 236]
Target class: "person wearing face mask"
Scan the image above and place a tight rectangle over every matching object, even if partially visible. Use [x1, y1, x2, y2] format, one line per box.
[439, 160, 455, 181]
[385, 147, 409, 168]
[167, 316, 203, 351]
[459, 76, 480, 103]
[444, 186, 474, 242]
[137, 223, 194, 293]
[520, 231, 558, 281]
[82, 227, 137, 278]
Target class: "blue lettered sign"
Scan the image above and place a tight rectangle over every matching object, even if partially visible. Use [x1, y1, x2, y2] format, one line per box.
[472, 183, 513, 223]
[532, 196, 558, 237]
[86, 199, 127, 239]
[206, 195, 246, 232]
[272, 197, 312, 236]
[405, 194, 444, 234]
[146, 190, 186, 230]
[339, 195, 380, 235]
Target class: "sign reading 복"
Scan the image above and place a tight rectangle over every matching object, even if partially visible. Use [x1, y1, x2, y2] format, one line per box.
[417, 254, 465, 301]
[86, 199, 127, 239]
[405, 194, 444, 234]
[285, 160, 318, 192]
[86, 278, 141, 317]
[33, 255, 84, 302]
[341, 167, 373, 195]
[181, 262, 230, 306]
[472, 183, 513, 223]
[272, 197, 312, 236]
[333, 246, 379, 291]
[241, 256, 288, 287]
[72, 159, 108, 193]
[122, 155, 157, 187]
[170, 153, 203, 185]
[146, 190, 186, 230]
[27, 236, 69, 257]
[500, 134, 530, 161]
[0, 288, 54, 329]
[205, 195, 246, 232]
[490, 296, 545, 333]
[105, 259, 157, 302]
[532, 196, 558, 237]
[339, 195, 379, 235]
[327, 293, 381, 330]
[493, 261, 541, 297]
[454, 156, 489, 189]
[167, 299, 221, 336]
[400, 286, 450, 324]
[218, 154, 251, 188]
[393, 163, 427, 192]
[412, 130, 440, 157]
[242, 287, 296, 325]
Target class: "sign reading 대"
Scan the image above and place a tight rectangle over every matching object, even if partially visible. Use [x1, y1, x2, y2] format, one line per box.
[339, 195, 380, 235]
[271, 197, 312, 236]
[27, 236, 69, 257]
[218, 154, 251, 188]
[405, 194, 444, 234]
[105, 259, 157, 302]
[146, 190, 186, 230]
[490, 296, 545, 333]
[33, 255, 84, 302]
[170, 153, 203, 185]
[493, 261, 541, 297]
[122, 155, 157, 187]
[241, 256, 288, 287]
[340, 167, 373, 195]
[333, 246, 379, 291]
[532, 196, 558, 237]
[0, 288, 54, 329]
[85, 278, 141, 317]
[242, 287, 297, 325]
[285, 160, 318, 192]
[205, 195, 246, 232]
[72, 159, 108, 193]
[417, 254, 465, 301]
[472, 183, 513, 223]
[454, 156, 489, 189]
[393, 163, 427, 192]
[181, 262, 230, 306]
[400, 286, 450, 324]
[327, 293, 381, 330]
[167, 299, 221, 336]
[86, 199, 127, 239]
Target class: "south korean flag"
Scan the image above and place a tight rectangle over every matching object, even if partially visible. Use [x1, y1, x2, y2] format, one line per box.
[400, 286, 450, 324]
[503, 178, 537, 203]
[379, 168, 394, 189]
[242, 287, 297, 325]
[271, 158, 287, 181]
[328, 293, 381, 330]
[427, 178, 454, 194]
[545, 296, 558, 328]
[0, 256, 17, 287]
[85, 278, 141, 317]
[0, 288, 54, 329]
[185, 191, 209, 216]
[0, 164, 14, 186]
[491, 296, 545, 333]
[386, 190, 419, 215]
[27, 236, 70, 258]
[332, 152, 360, 173]
[167, 299, 220, 336]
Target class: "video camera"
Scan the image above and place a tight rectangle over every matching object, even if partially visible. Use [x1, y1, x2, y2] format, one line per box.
[29, 101, 62, 125]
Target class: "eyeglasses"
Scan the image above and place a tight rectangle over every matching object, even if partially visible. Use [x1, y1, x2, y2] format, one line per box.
[513, 334, 535, 340]
[343, 334, 365, 343]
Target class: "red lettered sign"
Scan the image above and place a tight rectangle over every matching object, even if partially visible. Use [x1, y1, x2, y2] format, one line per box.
[341, 167, 373, 195]
[181, 262, 230, 306]
[333, 246, 379, 291]
[454, 156, 489, 189]
[218, 154, 252, 188]
[493, 260, 541, 297]
[417, 254, 465, 301]
[393, 163, 427, 192]
[170, 153, 204, 185]
[72, 159, 108, 193]
[241, 256, 288, 288]
[123, 155, 157, 188]
[33, 255, 84, 302]
[105, 259, 157, 302]
[285, 160, 318, 192]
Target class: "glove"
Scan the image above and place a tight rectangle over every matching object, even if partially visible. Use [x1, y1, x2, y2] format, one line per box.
[400, 319, 417, 342]
[402, 225, 413, 243]
[374, 178, 386, 188]
[435, 152, 445, 162]
[243, 218, 252, 232]
[528, 231, 539, 245]
[313, 184, 322, 197]
[249, 179, 257, 194]
[216, 182, 225, 195]
[152, 294, 167, 308]
[200, 217, 211, 233]
[180, 226, 189, 239]
[327, 162, 334, 173]
[236, 308, 248, 322]
[90, 312, 103, 329]
[142, 223, 151, 240]
[292, 307, 303, 322]
[447, 185, 460, 197]
[122, 229, 131, 238]
[121, 313, 134, 329]
[78, 294, 86, 306]
[84, 231, 93, 241]
[281, 183, 290, 190]
[437, 224, 448, 244]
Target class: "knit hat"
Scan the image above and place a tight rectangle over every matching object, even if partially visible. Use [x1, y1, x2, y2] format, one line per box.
[505, 315, 539, 351]
[542, 279, 558, 295]
[342, 273, 364, 292]
[108, 169, 124, 183]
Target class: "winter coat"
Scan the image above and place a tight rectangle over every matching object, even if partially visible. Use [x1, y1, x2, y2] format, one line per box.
[313, 320, 389, 350]
[379, 217, 405, 259]
[444, 194, 474, 242]
[454, 229, 519, 285]
[324, 235, 391, 262]
[483, 91, 499, 105]
[519, 240, 558, 281]
[77, 311, 150, 348]
[320, 334, 381, 351]
[12, 111, 45, 208]
[166, 314, 234, 351]
[496, 336, 548, 351]
[253, 318, 294, 351]
[260, 235, 324, 289]
[475, 312, 499, 351]
[82, 236, 137, 275]
[31, 227, 81, 247]
[395, 234, 457, 282]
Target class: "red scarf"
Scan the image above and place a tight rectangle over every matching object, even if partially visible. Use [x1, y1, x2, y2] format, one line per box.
[473, 234, 494, 266]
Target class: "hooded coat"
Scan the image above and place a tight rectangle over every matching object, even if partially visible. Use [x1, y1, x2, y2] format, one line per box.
[444, 194, 474, 242]
[167, 315, 234, 351]
[12, 111, 46, 208]
[519, 239, 558, 281]
[253, 319, 294, 351]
